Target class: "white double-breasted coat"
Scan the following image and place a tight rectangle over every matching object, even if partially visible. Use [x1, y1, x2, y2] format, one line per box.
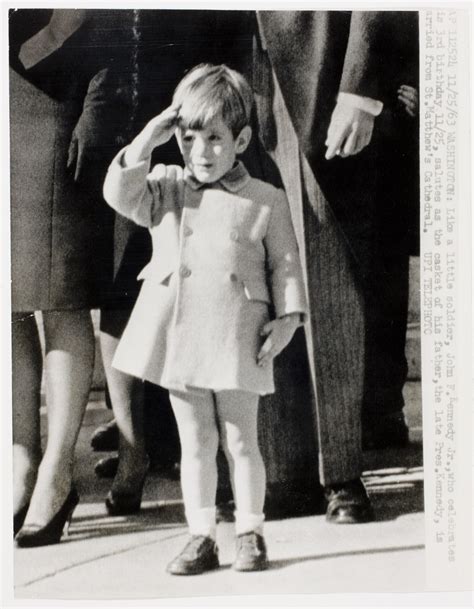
[103, 151, 307, 395]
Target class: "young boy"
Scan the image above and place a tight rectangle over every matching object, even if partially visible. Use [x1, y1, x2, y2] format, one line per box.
[103, 64, 307, 574]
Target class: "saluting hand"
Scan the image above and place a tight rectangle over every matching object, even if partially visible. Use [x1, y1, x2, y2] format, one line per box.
[257, 313, 301, 367]
[125, 105, 180, 166]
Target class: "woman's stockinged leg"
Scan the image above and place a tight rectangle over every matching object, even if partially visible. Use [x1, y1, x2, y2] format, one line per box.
[216, 390, 266, 531]
[99, 317, 147, 495]
[169, 389, 219, 536]
[23, 310, 95, 526]
[12, 312, 43, 514]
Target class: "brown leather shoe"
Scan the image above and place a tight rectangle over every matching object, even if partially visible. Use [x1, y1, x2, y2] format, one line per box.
[167, 535, 219, 575]
[325, 478, 374, 524]
[233, 532, 269, 571]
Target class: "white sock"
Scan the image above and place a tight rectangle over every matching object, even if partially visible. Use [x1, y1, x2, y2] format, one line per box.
[234, 510, 265, 536]
[186, 507, 217, 540]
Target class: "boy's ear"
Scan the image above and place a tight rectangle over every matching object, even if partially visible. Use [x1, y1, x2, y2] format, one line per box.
[234, 125, 252, 154]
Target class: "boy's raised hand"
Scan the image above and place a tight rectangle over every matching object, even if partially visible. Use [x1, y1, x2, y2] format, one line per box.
[125, 105, 180, 166]
[257, 313, 301, 367]
[143, 105, 181, 148]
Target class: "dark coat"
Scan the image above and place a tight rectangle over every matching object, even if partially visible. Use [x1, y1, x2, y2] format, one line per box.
[256, 11, 418, 280]
[251, 11, 420, 485]
[9, 9, 132, 311]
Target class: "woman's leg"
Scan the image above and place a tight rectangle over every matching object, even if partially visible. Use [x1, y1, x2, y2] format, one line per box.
[23, 310, 95, 526]
[100, 311, 148, 494]
[99, 309, 148, 494]
[169, 389, 219, 537]
[215, 390, 265, 534]
[12, 312, 43, 514]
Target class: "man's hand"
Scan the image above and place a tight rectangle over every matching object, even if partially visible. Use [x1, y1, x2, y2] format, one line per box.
[325, 102, 374, 160]
[124, 105, 180, 166]
[67, 109, 105, 182]
[398, 85, 418, 118]
[257, 313, 300, 367]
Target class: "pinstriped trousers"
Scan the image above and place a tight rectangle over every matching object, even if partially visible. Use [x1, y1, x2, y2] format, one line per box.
[253, 44, 364, 486]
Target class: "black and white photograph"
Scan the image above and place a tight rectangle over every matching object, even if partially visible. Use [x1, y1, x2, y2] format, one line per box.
[1, 2, 471, 605]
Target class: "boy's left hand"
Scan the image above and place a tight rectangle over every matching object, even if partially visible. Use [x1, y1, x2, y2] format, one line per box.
[257, 313, 301, 367]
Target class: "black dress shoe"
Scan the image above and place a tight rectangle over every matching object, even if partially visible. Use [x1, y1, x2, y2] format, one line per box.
[94, 455, 119, 479]
[105, 488, 142, 516]
[13, 502, 30, 537]
[325, 479, 374, 524]
[90, 420, 119, 452]
[149, 460, 181, 480]
[362, 413, 410, 450]
[233, 532, 268, 571]
[105, 460, 149, 516]
[167, 535, 219, 575]
[15, 487, 79, 547]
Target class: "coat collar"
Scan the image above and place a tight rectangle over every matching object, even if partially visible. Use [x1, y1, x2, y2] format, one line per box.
[184, 161, 251, 193]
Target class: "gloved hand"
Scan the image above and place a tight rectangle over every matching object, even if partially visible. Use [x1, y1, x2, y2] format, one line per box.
[67, 68, 131, 182]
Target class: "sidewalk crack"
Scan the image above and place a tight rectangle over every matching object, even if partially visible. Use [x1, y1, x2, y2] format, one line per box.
[16, 531, 186, 589]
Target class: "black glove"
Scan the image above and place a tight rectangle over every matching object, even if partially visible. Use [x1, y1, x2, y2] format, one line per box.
[67, 68, 132, 182]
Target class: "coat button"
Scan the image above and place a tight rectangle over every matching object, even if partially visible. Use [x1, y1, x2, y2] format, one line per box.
[183, 226, 193, 237]
[230, 229, 239, 242]
[229, 273, 238, 282]
[180, 265, 191, 278]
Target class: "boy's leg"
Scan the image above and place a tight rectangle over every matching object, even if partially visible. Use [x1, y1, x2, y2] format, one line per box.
[215, 390, 265, 534]
[216, 389, 268, 571]
[168, 388, 219, 537]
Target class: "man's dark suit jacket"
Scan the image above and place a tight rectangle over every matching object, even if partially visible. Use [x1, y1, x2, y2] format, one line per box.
[257, 11, 417, 282]
[253, 11, 419, 487]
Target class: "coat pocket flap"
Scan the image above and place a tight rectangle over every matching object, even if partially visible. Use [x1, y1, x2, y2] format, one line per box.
[242, 277, 271, 304]
[137, 261, 173, 284]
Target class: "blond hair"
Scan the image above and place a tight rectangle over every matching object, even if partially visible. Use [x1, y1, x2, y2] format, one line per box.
[173, 64, 253, 137]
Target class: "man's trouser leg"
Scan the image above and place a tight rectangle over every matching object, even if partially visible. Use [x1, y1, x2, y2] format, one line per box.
[256, 65, 365, 487]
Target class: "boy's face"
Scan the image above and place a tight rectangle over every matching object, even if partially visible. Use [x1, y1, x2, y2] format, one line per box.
[176, 115, 249, 184]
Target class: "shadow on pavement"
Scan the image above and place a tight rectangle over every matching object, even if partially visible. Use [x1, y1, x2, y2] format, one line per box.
[64, 503, 187, 542]
[267, 543, 425, 571]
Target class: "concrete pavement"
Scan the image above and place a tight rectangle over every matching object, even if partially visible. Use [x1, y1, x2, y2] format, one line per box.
[13, 382, 425, 600]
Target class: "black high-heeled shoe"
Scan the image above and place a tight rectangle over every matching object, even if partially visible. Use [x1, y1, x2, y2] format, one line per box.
[15, 487, 79, 548]
[105, 461, 149, 516]
[13, 502, 30, 537]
